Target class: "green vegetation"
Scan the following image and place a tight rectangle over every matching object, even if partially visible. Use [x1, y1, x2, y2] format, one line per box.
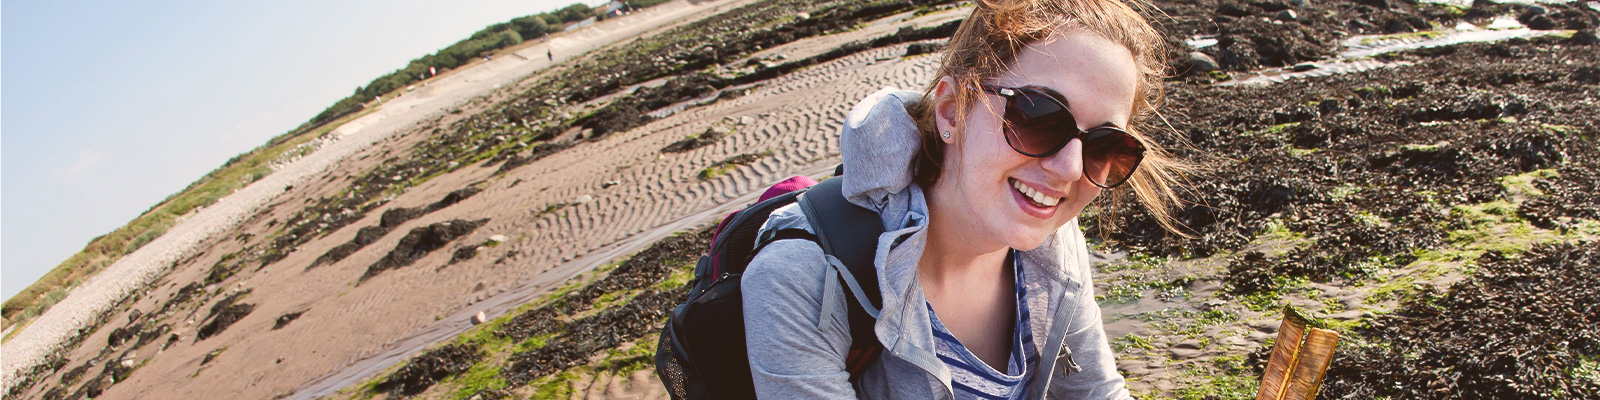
[698, 152, 770, 180]
[654, 261, 696, 291]
[1097, 253, 1169, 273]
[1256, 218, 1307, 242]
[1239, 275, 1308, 312]
[698, 165, 737, 180]
[1499, 168, 1559, 198]
[1360, 169, 1599, 310]
[1126, 308, 1241, 347]
[1572, 355, 1600, 385]
[308, 2, 615, 128]
[1099, 282, 1148, 304]
[1245, 122, 1299, 138]
[530, 369, 586, 399]
[1172, 355, 1257, 400]
[447, 363, 508, 399]
[1097, 276, 1195, 305]
[597, 338, 659, 377]
[1114, 333, 1157, 352]
[590, 289, 640, 312]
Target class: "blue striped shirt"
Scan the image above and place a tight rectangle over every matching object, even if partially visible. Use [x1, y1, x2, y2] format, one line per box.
[926, 250, 1036, 400]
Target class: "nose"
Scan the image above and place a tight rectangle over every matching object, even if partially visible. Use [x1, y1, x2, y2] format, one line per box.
[1041, 138, 1085, 184]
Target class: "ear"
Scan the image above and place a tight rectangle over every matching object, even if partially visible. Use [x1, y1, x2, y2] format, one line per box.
[933, 76, 960, 144]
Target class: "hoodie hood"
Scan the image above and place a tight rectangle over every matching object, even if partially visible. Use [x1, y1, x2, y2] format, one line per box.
[839, 87, 927, 211]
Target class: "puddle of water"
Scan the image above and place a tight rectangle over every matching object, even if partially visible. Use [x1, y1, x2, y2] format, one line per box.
[1341, 29, 1558, 59]
[1218, 59, 1414, 87]
[1186, 35, 1219, 49]
[1101, 297, 1195, 340]
[1485, 14, 1528, 30]
[1222, 14, 1570, 86]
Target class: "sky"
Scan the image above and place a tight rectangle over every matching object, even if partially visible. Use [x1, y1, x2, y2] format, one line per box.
[1, 0, 590, 301]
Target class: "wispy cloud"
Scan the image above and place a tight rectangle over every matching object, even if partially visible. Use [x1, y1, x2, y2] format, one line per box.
[53, 148, 108, 181]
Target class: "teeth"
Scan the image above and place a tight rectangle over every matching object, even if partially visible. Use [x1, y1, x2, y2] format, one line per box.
[1012, 179, 1060, 207]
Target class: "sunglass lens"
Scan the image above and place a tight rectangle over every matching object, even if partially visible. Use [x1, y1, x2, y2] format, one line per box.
[1081, 128, 1145, 187]
[1003, 92, 1075, 156]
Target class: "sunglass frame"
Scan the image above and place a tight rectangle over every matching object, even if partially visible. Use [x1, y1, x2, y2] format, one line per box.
[978, 83, 1146, 188]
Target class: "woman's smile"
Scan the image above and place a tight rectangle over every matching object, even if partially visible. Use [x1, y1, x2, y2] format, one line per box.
[1009, 177, 1061, 219]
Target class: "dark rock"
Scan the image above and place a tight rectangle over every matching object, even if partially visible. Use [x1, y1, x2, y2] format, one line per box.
[1526, 15, 1557, 30]
[904, 42, 944, 57]
[59, 361, 91, 386]
[134, 323, 170, 349]
[1218, 3, 1253, 17]
[380, 207, 425, 229]
[1252, 0, 1290, 12]
[1188, 51, 1220, 73]
[201, 348, 225, 366]
[1568, 30, 1599, 46]
[662, 124, 733, 153]
[196, 302, 254, 341]
[1317, 98, 1346, 116]
[1383, 18, 1413, 33]
[373, 343, 482, 397]
[107, 324, 140, 348]
[272, 311, 304, 330]
[451, 245, 480, 264]
[1275, 9, 1298, 21]
[360, 219, 490, 283]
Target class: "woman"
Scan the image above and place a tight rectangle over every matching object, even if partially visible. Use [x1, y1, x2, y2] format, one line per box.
[742, 0, 1186, 398]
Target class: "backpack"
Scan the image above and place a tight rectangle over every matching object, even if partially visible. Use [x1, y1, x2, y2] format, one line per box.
[654, 172, 886, 400]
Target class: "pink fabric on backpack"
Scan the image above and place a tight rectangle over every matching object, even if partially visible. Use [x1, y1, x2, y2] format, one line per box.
[713, 175, 819, 239]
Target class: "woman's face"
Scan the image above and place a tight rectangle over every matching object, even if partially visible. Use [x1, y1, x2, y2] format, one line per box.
[932, 28, 1139, 251]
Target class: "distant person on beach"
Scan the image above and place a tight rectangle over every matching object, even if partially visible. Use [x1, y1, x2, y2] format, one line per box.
[548, 50, 554, 61]
[742, 0, 1187, 398]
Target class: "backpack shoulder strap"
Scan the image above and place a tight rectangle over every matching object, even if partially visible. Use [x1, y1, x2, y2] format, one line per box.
[796, 177, 885, 378]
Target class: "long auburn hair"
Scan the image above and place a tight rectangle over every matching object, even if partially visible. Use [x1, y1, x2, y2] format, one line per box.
[908, 0, 1191, 235]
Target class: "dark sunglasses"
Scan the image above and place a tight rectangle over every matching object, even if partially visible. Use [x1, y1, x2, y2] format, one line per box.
[979, 83, 1146, 189]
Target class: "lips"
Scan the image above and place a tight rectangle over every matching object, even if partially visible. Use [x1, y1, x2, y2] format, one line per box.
[1010, 178, 1060, 207]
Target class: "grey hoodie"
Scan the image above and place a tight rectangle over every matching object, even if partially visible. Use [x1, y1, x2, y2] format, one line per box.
[742, 87, 1132, 399]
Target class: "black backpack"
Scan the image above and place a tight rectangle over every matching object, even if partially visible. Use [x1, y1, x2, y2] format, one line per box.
[655, 175, 886, 400]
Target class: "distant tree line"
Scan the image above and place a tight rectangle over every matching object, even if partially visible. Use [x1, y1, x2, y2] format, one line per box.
[305, 2, 629, 128]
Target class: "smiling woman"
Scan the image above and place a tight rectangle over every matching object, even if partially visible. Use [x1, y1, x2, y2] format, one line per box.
[738, 0, 1192, 399]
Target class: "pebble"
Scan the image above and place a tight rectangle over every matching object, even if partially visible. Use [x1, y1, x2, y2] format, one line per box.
[1188, 52, 1220, 73]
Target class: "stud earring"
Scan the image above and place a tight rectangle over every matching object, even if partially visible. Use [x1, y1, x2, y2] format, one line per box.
[941, 130, 951, 139]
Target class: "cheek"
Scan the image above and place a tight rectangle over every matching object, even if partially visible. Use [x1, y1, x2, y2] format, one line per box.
[950, 113, 1015, 178]
[1063, 181, 1102, 217]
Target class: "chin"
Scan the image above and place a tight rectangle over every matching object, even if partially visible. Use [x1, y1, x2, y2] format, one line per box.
[1000, 226, 1057, 252]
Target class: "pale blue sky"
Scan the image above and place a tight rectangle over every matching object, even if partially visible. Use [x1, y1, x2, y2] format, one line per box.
[2, 0, 587, 301]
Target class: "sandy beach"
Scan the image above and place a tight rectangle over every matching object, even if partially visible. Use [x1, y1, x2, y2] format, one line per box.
[7, 0, 1599, 399]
